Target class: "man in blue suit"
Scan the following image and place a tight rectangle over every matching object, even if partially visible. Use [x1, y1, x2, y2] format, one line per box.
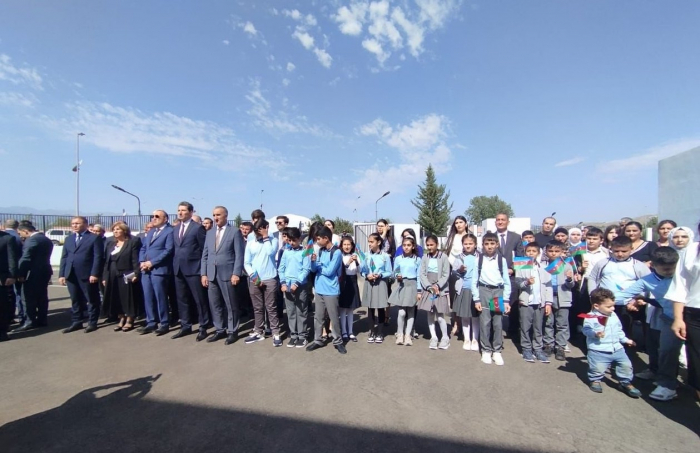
[58, 216, 105, 333]
[201, 206, 245, 345]
[138, 210, 174, 336]
[171, 202, 210, 342]
[15, 223, 54, 331]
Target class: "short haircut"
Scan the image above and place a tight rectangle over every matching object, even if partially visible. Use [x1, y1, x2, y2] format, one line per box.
[19, 220, 33, 228]
[251, 209, 265, 220]
[72, 216, 88, 224]
[543, 216, 556, 224]
[155, 210, 169, 221]
[92, 224, 104, 232]
[204, 217, 213, 223]
[241, 221, 254, 228]
[4, 219, 18, 229]
[276, 215, 289, 225]
[611, 236, 633, 248]
[178, 201, 194, 212]
[253, 219, 269, 231]
[525, 242, 540, 250]
[586, 226, 604, 238]
[110, 221, 131, 236]
[213, 206, 228, 215]
[285, 227, 301, 240]
[495, 212, 509, 220]
[651, 246, 679, 266]
[590, 288, 614, 305]
[545, 240, 564, 250]
[521, 230, 534, 237]
[553, 227, 568, 236]
[17, 223, 36, 232]
[482, 232, 498, 243]
[316, 226, 333, 240]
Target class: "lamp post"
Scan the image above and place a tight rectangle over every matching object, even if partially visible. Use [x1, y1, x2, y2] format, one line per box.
[75, 132, 85, 215]
[375, 191, 390, 222]
[111, 184, 142, 233]
[260, 189, 264, 210]
[353, 196, 361, 223]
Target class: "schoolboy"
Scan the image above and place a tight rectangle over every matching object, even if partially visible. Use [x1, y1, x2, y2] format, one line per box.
[583, 288, 642, 398]
[542, 241, 576, 360]
[278, 227, 311, 348]
[519, 231, 536, 255]
[617, 247, 681, 401]
[573, 227, 609, 332]
[472, 232, 511, 365]
[306, 226, 347, 355]
[515, 242, 553, 363]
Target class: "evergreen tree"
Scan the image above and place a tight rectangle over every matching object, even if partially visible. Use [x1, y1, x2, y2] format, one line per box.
[233, 213, 243, 227]
[411, 165, 453, 235]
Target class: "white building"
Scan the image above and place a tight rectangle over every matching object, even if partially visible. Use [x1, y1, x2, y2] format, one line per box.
[658, 146, 700, 230]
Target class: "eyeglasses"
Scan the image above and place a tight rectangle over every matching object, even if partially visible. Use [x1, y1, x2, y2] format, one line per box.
[152, 215, 161, 219]
[275, 221, 285, 225]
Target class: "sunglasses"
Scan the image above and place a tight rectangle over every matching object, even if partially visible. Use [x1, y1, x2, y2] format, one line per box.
[152, 215, 161, 219]
[275, 221, 285, 225]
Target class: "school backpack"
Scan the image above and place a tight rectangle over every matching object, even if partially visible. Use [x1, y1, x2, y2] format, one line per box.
[477, 252, 505, 284]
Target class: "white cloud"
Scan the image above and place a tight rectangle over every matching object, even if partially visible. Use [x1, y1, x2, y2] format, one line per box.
[597, 138, 700, 174]
[286, 62, 296, 72]
[0, 54, 43, 90]
[353, 114, 451, 199]
[554, 157, 586, 167]
[417, 0, 458, 30]
[283, 9, 317, 27]
[290, 23, 332, 68]
[362, 38, 389, 64]
[334, 2, 368, 35]
[242, 21, 257, 35]
[313, 48, 333, 68]
[292, 27, 315, 50]
[0, 91, 38, 107]
[222, 40, 230, 45]
[282, 78, 291, 87]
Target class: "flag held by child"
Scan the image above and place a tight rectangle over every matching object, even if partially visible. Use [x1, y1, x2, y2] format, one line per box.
[570, 242, 587, 256]
[250, 271, 262, 287]
[577, 313, 608, 326]
[488, 296, 505, 313]
[513, 257, 534, 270]
[301, 239, 314, 258]
[545, 258, 566, 275]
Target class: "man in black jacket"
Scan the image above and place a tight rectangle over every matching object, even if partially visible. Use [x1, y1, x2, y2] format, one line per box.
[0, 230, 19, 341]
[15, 223, 54, 331]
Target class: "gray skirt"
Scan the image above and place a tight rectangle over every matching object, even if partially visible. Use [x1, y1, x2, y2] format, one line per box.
[362, 278, 389, 309]
[453, 289, 475, 318]
[388, 278, 418, 307]
[417, 272, 450, 313]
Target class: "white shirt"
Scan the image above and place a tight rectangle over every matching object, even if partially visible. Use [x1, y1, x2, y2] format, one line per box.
[582, 247, 610, 278]
[665, 245, 700, 309]
[179, 220, 191, 236]
[343, 255, 358, 276]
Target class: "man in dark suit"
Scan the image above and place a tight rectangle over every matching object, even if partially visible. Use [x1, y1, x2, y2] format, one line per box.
[201, 206, 245, 345]
[4, 219, 23, 325]
[0, 229, 19, 341]
[58, 216, 105, 333]
[171, 201, 210, 341]
[14, 223, 54, 331]
[138, 210, 174, 335]
[494, 213, 524, 340]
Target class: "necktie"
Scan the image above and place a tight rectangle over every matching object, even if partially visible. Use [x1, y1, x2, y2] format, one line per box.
[75, 233, 81, 245]
[215, 227, 223, 250]
[179, 223, 185, 242]
[151, 228, 160, 244]
[500, 234, 506, 251]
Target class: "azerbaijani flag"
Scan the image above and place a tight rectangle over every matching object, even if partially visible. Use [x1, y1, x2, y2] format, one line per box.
[488, 296, 505, 313]
[250, 271, 262, 286]
[301, 239, 314, 258]
[577, 313, 608, 326]
[513, 257, 534, 270]
[564, 256, 578, 273]
[369, 258, 377, 274]
[545, 258, 566, 275]
[570, 242, 587, 256]
[355, 247, 366, 263]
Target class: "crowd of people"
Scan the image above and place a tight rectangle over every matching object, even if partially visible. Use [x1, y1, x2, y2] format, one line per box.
[0, 207, 698, 404]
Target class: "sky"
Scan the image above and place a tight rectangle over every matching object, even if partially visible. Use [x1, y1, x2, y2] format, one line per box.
[1, 0, 699, 225]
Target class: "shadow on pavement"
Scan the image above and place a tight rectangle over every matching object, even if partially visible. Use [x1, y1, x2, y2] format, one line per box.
[0, 374, 547, 453]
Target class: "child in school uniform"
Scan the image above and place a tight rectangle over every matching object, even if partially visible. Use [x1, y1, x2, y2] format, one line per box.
[389, 237, 421, 346]
[419, 235, 452, 350]
[472, 232, 511, 365]
[278, 227, 311, 348]
[361, 233, 392, 343]
[573, 227, 609, 334]
[516, 242, 553, 363]
[339, 236, 361, 342]
[542, 240, 576, 361]
[452, 234, 480, 351]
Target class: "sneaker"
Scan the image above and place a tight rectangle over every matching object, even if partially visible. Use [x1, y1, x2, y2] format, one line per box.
[296, 339, 308, 348]
[522, 350, 535, 363]
[649, 385, 678, 402]
[564, 344, 571, 353]
[462, 340, 470, 351]
[589, 381, 603, 393]
[349, 334, 358, 342]
[429, 337, 438, 350]
[493, 352, 504, 366]
[543, 345, 553, 357]
[535, 350, 550, 363]
[375, 334, 383, 344]
[438, 337, 450, 350]
[481, 352, 492, 364]
[404, 335, 413, 346]
[245, 333, 264, 344]
[619, 383, 642, 399]
[412, 332, 419, 339]
[635, 369, 657, 380]
[367, 334, 375, 343]
[396, 334, 404, 345]
[287, 338, 298, 348]
[555, 349, 566, 361]
[273, 335, 283, 347]
[470, 339, 479, 351]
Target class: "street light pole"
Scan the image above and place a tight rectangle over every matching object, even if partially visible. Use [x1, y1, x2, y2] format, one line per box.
[76, 132, 85, 215]
[111, 184, 142, 233]
[260, 189, 264, 210]
[375, 191, 390, 222]
[353, 196, 361, 223]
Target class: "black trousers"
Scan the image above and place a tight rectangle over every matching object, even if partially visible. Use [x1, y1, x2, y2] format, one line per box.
[174, 271, 210, 331]
[0, 285, 12, 334]
[22, 275, 50, 325]
[684, 307, 700, 392]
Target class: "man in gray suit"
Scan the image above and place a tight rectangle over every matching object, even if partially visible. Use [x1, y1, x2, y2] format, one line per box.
[201, 206, 245, 345]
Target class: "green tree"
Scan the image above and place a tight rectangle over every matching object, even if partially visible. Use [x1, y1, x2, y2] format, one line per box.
[233, 213, 243, 227]
[411, 164, 453, 235]
[332, 217, 354, 235]
[645, 216, 659, 229]
[464, 195, 514, 225]
[310, 213, 325, 224]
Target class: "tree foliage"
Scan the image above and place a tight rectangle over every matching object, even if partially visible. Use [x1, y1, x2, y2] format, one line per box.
[233, 213, 243, 227]
[411, 165, 453, 235]
[464, 195, 514, 225]
[309, 213, 353, 235]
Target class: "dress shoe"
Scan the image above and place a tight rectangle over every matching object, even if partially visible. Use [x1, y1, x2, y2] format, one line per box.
[155, 326, 169, 336]
[63, 323, 83, 334]
[0, 332, 10, 342]
[137, 325, 156, 335]
[306, 342, 323, 352]
[171, 328, 192, 339]
[12, 323, 35, 333]
[196, 330, 209, 342]
[207, 331, 227, 343]
[84, 324, 98, 333]
[225, 334, 238, 345]
[335, 343, 347, 354]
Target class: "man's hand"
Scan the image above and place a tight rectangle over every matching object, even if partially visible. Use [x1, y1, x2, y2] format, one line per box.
[201, 276, 209, 288]
[458, 265, 466, 273]
[504, 303, 511, 314]
[634, 298, 647, 307]
[595, 331, 605, 338]
[89, 276, 98, 284]
[59, 277, 66, 286]
[416, 293, 422, 301]
[626, 302, 638, 312]
[131, 276, 138, 283]
[474, 302, 482, 312]
[544, 305, 552, 316]
[231, 275, 240, 286]
[4, 278, 16, 286]
[281, 284, 288, 293]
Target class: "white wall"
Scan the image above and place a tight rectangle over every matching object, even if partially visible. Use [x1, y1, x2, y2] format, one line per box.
[51, 246, 63, 267]
[659, 147, 700, 230]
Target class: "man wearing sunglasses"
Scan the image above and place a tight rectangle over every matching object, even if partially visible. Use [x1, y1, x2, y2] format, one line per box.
[138, 210, 174, 335]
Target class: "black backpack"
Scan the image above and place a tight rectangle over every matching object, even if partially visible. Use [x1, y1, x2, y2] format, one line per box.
[477, 252, 505, 283]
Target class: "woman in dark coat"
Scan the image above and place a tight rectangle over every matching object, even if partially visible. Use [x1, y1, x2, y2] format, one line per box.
[102, 221, 143, 331]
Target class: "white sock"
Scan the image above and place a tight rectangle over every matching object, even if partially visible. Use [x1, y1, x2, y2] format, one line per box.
[406, 311, 415, 336]
[462, 324, 471, 342]
[437, 313, 448, 338]
[427, 311, 437, 338]
[397, 309, 406, 335]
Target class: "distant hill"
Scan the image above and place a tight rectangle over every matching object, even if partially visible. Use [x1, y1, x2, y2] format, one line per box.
[0, 206, 123, 216]
[561, 214, 658, 229]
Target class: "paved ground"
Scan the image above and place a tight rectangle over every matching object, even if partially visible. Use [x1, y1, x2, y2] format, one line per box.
[0, 286, 698, 453]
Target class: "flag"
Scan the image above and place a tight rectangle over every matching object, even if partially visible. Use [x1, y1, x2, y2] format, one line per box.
[513, 257, 534, 270]
[577, 313, 608, 326]
[545, 258, 566, 275]
[570, 242, 587, 256]
[394, 264, 401, 277]
[250, 271, 262, 287]
[488, 296, 505, 313]
[564, 256, 578, 273]
[301, 239, 314, 258]
[355, 247, 366, 263]
[369, 258, 377, 274]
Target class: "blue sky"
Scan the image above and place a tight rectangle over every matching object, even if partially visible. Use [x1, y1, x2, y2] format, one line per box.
[1, 0, 699, 225]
